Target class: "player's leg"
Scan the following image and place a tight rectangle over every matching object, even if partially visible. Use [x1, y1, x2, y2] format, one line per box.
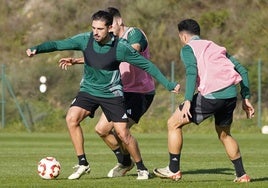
[95, 112, 135, 152]
[95, 113, 135, 177]
[215, 125, 241, 159]
[66, 105, 91, 179]
[115, 93, 154, 171]
[113, 121, 149, 179]
[215, 125, 250, 182]
[214, 97, 250, 182]
[66, 92, 98, 180]
[119, 118, 136, 163]
[153, 107, 189, 181]
[95, 113, 135, 152]
[101, 96, 149, 179]
[66, 106, 90, 157]
[95, 113, 117, 149]
[102, 93, 154, 177]
[167, 107, 190, 154]
[154, 93, 213, 181]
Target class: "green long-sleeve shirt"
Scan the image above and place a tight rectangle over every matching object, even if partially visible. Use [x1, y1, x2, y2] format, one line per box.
[30, 32, 176, 98]
[180, 40, 250, 101]
[126, 27, 148, 51]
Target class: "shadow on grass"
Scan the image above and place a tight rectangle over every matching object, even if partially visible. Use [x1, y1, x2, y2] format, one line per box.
[183, 168, 233, 175]
[251, 177, 268, 182]
[125, 168, 234, 179]
[183, 168, 268, 182]
[55, 169, 268, 183]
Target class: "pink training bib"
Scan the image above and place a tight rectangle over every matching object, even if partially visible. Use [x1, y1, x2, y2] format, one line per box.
[188, 39, 242, 95]
[119, 27, 155, 93]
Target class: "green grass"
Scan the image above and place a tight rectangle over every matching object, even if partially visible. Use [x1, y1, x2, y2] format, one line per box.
[0, 132, 267, 188]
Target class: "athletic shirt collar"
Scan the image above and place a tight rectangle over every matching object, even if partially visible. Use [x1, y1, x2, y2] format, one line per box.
[94, 32, 116, 47]
[190, 35, 200, 41]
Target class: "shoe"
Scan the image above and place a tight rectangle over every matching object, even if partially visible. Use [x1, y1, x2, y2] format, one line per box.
[137, 169, 150, 180]
[68, 164, 90, 180]
[107, 161, 134, 177]
[233, 174, 250, 182]
[153, 166, 182, 181]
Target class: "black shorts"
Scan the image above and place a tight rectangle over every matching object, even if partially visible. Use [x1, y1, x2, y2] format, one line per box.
[124, 92, 154, 123]
[181, 93, 237, 127]
[70, 91, 128, 122]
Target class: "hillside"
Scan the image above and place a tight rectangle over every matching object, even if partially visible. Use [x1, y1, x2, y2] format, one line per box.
[0, 0, 267, 130]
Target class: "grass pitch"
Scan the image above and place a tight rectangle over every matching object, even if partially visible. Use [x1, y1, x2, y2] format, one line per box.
[0, 132, 267, 188]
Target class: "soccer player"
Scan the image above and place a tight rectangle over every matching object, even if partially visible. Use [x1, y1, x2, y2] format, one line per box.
[59, 7, 156, 178]
[26, 10, 180, 180]
[153, 19, 254, 183]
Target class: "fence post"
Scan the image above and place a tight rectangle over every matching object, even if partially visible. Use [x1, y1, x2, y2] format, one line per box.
[171, 61, 175, 113]
[1, 64, 5, 128]
[258, 59, 262, 128]
[0, 64, 31, 132]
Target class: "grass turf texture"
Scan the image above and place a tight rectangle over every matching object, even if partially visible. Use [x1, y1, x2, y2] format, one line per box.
[0, 132, 267, 188]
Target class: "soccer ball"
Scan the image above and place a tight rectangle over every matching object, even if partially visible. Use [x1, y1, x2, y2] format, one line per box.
[38, 157, 61, 179]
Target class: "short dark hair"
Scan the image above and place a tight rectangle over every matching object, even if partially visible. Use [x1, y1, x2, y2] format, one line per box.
[177, 19, 200, 36]
[106, 7, 121, 18]
[91, 10, 113, 26]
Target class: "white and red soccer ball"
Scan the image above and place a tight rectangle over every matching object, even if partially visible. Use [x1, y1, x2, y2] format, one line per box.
[38, 157, 61, 179]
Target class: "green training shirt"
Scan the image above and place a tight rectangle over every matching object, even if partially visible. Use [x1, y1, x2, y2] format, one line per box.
[126, 27, 147, 50]
[30, 32, 176, 98]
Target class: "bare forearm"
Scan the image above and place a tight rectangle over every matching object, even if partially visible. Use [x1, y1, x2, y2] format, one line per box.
[73, 57, 85, 64]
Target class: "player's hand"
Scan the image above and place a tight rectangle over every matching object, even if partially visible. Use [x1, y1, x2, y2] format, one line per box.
[172, 83, 180, 93]
[26, 49, 36, 57]
[58, 58, 74, 70]
[242, 99, 255, 119]
[178, 100, 192, 122]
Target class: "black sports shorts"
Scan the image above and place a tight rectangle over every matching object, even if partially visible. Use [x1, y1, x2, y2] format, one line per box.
[180, 93, 237, 127]
[70, 91, 128, 122]
[124, 92, 154, 123]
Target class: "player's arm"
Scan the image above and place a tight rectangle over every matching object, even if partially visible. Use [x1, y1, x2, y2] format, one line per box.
[178, 45, 198, 121]
[26, 33, 90, 57]
[242, 98, 255, 119]
[227, 53, 254, 118]
[127, 28, 147, 53]
[117, 40, 179, 92]
[58, 57, 84, 70]
[226, 53, 250, 99]
[180, 45, 198, 101]
[131, 43, 142, 52]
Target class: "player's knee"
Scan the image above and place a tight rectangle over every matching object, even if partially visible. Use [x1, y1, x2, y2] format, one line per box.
[95, 126, 108, 137]
[217, 131, 230, 142]
[215, 125, 231, 140]
[95, 126, 102, 136]
[65, 114, 79, 128]
[167, 117, 172, 125]
[117, 131, 131, 145]
[167, 117, 179, 130]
